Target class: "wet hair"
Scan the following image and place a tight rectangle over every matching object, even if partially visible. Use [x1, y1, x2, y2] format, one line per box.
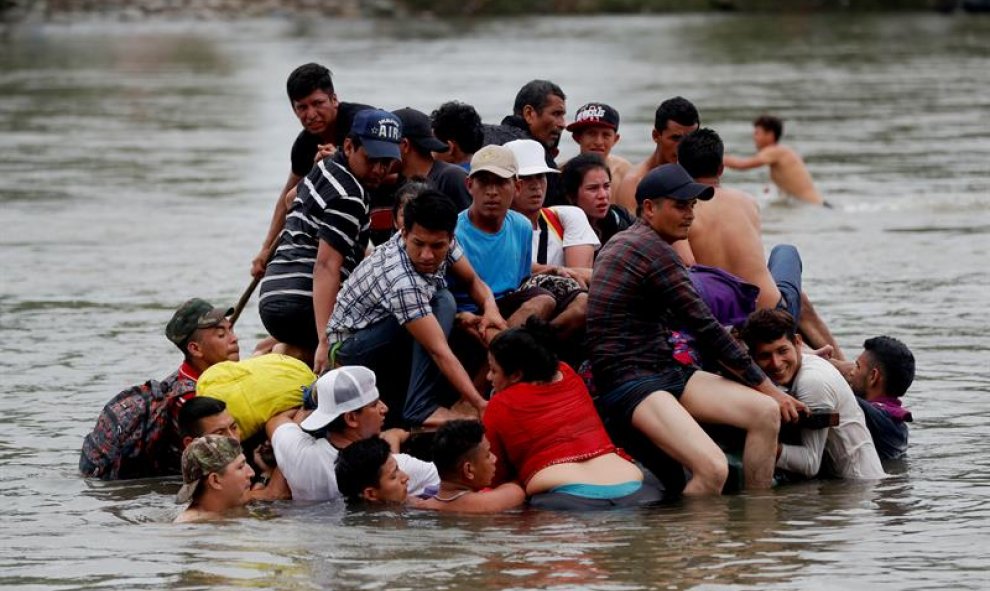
[431, 419, 485, 481]
[403, 188, 458, 235]
[560, 152, 610, 205]
[678, 128, 724, 179]
[335, 436, 392, 502]
[754, 115, 783, 141]
[431, 101, 484, 155]
[513, 80, 566, 117]
[739, 308, 798, 350]
[863, 336, 915, 397]
[286, 63, 335, 103]
[392, 179, 429, 222]
[489, 317, 559, 383]
[178, 397, 227, 439]
[654, 96, 700, 133]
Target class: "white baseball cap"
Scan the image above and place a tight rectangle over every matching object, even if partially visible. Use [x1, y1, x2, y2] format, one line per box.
[505, 139, 559, 177]
[300, 366, 380, 432]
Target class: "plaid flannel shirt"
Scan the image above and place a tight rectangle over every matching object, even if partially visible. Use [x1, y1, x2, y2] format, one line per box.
[327, 232, 463, 345]
[587, 220, 766, 395]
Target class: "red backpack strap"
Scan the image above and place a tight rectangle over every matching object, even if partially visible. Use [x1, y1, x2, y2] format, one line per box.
[539, 207, 564, 240]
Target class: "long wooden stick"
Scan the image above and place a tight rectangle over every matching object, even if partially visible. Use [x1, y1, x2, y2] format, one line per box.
[229, 241, 278, 327]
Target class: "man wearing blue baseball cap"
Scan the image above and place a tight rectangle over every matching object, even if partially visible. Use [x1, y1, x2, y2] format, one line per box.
[587, 164, 806, 497]
[260, 108, 403, 374]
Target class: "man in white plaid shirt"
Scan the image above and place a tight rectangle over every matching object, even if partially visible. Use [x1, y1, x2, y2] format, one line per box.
[328, 189, 505, 427]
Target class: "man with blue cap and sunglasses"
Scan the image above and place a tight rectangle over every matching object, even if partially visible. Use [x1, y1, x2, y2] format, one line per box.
[587, 164, 806, 498]
[260, 108, 403, 375]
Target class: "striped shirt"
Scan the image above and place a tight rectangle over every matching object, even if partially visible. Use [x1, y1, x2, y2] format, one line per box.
[326, 232, 463, 346]
[260, 152, 371, 303]
[587, 220, 766, 395]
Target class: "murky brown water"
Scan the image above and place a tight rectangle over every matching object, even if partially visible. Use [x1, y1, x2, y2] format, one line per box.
[1, 12, 989, 590]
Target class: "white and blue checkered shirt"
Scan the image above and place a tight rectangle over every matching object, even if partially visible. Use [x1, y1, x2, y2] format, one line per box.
[326, 232, 463, 345]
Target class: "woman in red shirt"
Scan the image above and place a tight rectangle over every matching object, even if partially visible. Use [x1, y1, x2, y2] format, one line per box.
[483, 320, 665, 510]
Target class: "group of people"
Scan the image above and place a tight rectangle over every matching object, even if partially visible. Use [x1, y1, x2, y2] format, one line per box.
[79, 62, 917, 523]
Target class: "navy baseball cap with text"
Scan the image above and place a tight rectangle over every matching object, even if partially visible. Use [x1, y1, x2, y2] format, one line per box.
[351, 109, 402, 160]
[635, 163, 715, 206]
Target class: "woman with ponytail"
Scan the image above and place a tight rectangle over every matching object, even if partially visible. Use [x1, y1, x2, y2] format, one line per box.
[483, 319, 665, 510]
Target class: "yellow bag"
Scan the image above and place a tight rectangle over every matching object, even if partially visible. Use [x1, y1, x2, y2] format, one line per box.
[196, 354, 315, 440]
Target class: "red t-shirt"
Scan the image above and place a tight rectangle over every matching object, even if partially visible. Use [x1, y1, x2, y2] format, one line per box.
[483, 362, 616, 486]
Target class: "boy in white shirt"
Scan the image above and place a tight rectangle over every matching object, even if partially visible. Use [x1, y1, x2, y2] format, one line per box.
[740, 309, 886, 480]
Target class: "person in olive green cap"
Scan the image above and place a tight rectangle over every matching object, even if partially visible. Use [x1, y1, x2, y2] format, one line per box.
[175, 435, 255, 523]
[166, 298, 240, 377]
[79, 298, 241, 481]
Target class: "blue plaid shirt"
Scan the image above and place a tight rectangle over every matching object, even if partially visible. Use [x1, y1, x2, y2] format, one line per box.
[327, 233, 462, 345]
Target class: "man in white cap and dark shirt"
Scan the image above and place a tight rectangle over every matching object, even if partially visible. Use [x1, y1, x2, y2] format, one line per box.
[265, 366, 439, 502]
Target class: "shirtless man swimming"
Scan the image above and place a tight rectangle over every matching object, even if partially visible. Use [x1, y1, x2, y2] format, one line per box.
[723, 115, 827, 207]
[675, 128, 844, 359]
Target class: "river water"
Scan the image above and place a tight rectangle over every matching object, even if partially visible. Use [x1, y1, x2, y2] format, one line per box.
[1, 12, 989, 591]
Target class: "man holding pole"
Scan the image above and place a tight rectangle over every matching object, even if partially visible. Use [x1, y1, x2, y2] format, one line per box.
[258, 109, 402, 374]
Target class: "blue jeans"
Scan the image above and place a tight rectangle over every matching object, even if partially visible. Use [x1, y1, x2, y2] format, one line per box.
[336, 289, 456, 426]
[768, 244, 803, 321]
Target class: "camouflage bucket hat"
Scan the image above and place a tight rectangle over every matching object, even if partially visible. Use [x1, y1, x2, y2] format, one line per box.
[165, 298, 234, 348]
[176, 435, 242, 504]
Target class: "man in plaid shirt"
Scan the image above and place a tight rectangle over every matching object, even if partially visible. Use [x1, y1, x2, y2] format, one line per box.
[587, 164, 805, 495]
[328, 190, 505, 427]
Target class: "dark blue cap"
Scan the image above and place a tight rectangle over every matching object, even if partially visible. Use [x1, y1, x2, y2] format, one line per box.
[350, 109, 402, 160]
[635, 163, 715, 205]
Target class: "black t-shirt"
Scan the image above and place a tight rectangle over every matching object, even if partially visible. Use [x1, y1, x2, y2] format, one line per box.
[427, 160, 471, 211]
[289, 101, 375, 177]
[496, 115, 565, 207]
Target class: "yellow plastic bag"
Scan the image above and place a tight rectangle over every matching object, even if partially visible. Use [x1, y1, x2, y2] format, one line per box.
[196, 354, 315, 440]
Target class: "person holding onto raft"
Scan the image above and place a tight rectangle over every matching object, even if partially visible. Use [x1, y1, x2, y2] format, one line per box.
[174, 435, 255, 523]
[411, 419, 525, 513]
[80, 298, 239, 480]
[258, 109, 401, 374]
[335, 437, 413, 506]
[482, 320, 663, 510]
[587, 164, 804, 496]
[328, 189, 502, 427]
[251, 63, 373, 280]
[740, 309, 885, 480]
[265, 366, 438, 502]
[831, 336, 916, 460]
[723, 115, 829, 207]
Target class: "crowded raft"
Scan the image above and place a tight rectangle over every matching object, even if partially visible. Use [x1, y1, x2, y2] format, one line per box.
[79, 63, 916, 523]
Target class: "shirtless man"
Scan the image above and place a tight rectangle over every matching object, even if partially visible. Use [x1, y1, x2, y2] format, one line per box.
[675, 128, 843, 359]
[723, 115, 827, 207]
[614, 96, 699, 215]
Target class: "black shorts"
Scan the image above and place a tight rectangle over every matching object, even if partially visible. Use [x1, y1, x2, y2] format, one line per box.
[595, 365, 697, 427]
[259, 296, 318, 350]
